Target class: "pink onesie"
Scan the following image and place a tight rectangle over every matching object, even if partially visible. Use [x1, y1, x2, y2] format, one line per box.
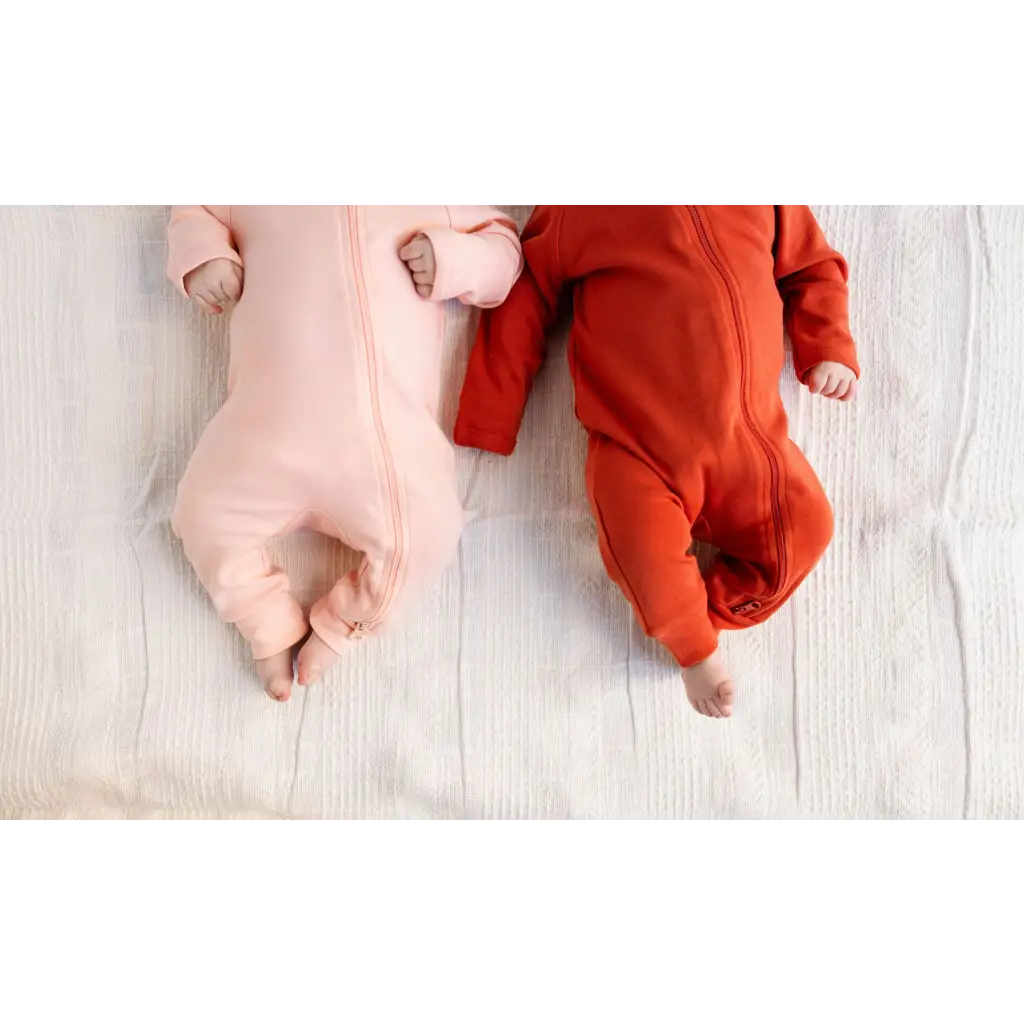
[166, 206, 522, 660]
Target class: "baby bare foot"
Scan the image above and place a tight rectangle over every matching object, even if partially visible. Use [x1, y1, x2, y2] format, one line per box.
[296, 632, 342, 688]
[257, 649, 295, 703]
[682, 649, 735, 719]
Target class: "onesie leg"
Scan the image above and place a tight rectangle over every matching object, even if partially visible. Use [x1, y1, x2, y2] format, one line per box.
[587, 437, 734, 716]
[585, 436, 719, 669]
[702, 440, 834, 632]
[301, 460, 465, 683]
[172, 421, 309, 673]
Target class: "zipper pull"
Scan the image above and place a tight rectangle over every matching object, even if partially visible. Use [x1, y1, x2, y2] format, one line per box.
[730, 600, 762, 616]
[349, 621, 370, 640]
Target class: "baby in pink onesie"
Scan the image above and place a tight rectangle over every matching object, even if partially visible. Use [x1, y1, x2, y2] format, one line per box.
[167, 206, 522, 701]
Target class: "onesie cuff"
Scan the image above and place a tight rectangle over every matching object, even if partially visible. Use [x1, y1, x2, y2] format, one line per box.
[247, 612, 309, 661]
[676, 639, 720, 670]
[660, 619, 720, 669]
[453, 420, 517, 456]
[308, 608, 369, 657]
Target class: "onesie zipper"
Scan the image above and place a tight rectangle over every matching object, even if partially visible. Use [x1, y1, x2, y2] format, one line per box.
[687, 206, 788, 596]
[346, 207, 405, 634]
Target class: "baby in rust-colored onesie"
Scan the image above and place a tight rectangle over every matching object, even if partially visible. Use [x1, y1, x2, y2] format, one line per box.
[454, 206, 859, 719]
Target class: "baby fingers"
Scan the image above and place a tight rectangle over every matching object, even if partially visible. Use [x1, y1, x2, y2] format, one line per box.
[815, 372, 839, 395]
[220, 267, 243, 301]
[821, 374, 841, 396]
[194, 292, 222, 314]
[807, 370, 827, 394]
[399, 236, 430, 262]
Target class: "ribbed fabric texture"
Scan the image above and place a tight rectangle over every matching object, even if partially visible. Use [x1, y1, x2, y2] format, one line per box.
[0, 205, 1021, 819]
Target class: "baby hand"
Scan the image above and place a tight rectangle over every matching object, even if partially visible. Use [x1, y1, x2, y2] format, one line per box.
[398, 235, 436, 297]
[806, 361, 858, 402]
[183, 258, 244, 314]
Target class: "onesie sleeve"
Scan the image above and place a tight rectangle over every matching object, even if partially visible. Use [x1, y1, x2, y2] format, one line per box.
[418, 206, 523, 308]
[166, 205, 243, 298]
[773, 205, 860, 384]
[453, 205, 568, 456]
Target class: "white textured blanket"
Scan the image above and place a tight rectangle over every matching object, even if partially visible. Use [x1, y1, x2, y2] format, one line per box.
[0, 206, 1021, 819]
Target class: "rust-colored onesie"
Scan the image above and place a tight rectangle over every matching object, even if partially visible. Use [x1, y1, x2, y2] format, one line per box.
[453, 206, 860, 667]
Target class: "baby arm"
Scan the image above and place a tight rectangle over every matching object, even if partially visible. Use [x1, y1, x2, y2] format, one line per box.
[773, 205, 860, 401]
[453, 205, 568, 455]
[398, 206, 523, 308]
[166, 205, 244, 314]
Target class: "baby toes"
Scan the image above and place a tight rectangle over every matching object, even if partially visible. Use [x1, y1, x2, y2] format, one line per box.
[716, 680, 736, 717]
[256, 650, 296, 703]
[266, 679, 292, 703]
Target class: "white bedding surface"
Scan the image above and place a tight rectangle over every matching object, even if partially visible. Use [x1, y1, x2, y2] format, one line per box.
[0, 205, 1021, 819]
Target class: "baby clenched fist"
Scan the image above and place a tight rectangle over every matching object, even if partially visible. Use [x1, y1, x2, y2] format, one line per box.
[806, 360, 858, 402]
[184, 257, 244, 314]
[399, 235, 437, 297]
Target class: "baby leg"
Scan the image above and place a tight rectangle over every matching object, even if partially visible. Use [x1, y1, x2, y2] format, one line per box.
[173, 420, 309, 701]
[702, 441, 834, 632]
[586, 436, 733, 718]
[298, 461, 465, 685]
